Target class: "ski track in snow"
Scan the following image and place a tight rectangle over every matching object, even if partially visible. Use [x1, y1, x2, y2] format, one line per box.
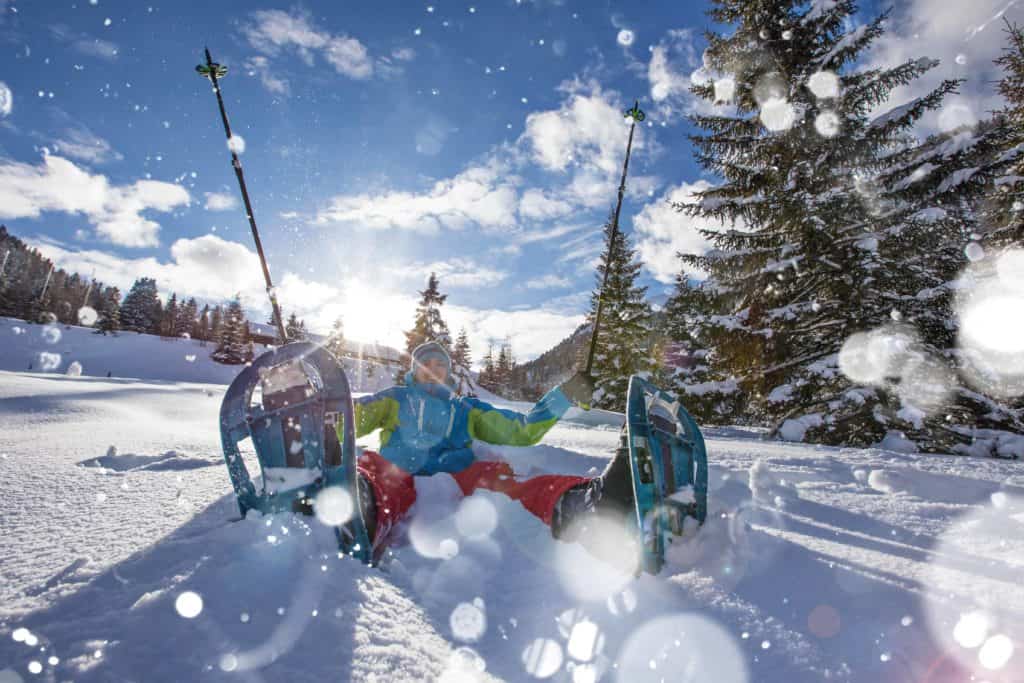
[1, 365, 1023, 681]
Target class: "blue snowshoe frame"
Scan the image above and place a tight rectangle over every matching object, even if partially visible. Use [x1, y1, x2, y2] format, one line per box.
[219, 342, 373, 563]
[625, 375, 709, 574]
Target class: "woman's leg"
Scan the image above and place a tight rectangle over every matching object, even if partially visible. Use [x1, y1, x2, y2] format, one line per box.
[356, 450, 417, 549]
[451, 460, 590, 525]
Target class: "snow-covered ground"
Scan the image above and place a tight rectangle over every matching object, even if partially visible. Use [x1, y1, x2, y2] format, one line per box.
[0, 317, 399, 393]
[1, 333, 1022, 681]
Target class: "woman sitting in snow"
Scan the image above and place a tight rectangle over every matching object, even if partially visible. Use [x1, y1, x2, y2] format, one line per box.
[340, 341, 635, 561]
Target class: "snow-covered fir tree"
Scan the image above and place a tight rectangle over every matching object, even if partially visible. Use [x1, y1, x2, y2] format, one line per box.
[587, 214, 655, 411]
[663, 275, 744, 422]
[404, 272, 452, 353]
[209, 305, 223, 343]
[212, 297, 251, 365]
[677, 0, 962, 446]
[177, 297, 198, 338]
[194, 304, 211, 342]
[978, 20, 1024, 249]
[160, 293, 178, 337]
[450, 327, 477, 396]
[494, 343, 511, 395]
[120, 278, 163, 333]
[95, 287, 121, 335]
[324, 316, 346, 359]
[859, 119, 1023, 452]
[286, 313, 305, 342]
[399, 272, 453, 383]
[452, 328, 471, 368]
[479, 343, 496, 391]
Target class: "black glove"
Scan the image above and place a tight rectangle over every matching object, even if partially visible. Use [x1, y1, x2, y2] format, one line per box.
[559, 371, 595, 409]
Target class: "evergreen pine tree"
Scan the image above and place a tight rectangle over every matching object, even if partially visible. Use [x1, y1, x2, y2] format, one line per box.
[161, 294, 179, 337]
[480, 343, 496, 391]
[981, 19, 1024, 248]
[449, 327, 477, 396]
[212, 297, 251, 364]
[285, 312, 306, 341]
[677, 0, 960, 445]
[404, 272, 452, 354]
[177, 297, 198, 338]
[195, 304, 211, 342]
[587, 214, 655, 411]
[120, 278, 163, 333]
[325, 316, 346, 359]
[96, 287, 121, 335]
[209, 305, 224, 342]
[663, 275, 744, 422]
[451, 328, 471, 366]
[495, 344, 510, 394]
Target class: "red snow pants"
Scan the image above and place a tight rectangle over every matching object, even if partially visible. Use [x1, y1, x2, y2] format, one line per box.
[356, 449, 589, 544]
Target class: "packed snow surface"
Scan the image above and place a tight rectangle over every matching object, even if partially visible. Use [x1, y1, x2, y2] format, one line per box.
[1, 334, 1023, 681]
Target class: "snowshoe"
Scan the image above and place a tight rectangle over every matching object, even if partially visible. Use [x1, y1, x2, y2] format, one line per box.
[624, 375, 708, 574]
[219, 342, 374, 564]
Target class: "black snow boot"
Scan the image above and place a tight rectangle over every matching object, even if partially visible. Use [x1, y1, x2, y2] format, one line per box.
[552, 429, 636, 555]
[293, 474, 378, 545]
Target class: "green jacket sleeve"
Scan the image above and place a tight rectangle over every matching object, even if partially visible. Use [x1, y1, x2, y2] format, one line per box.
[339, 391, 400, 442]
[464, 387, 572, 447]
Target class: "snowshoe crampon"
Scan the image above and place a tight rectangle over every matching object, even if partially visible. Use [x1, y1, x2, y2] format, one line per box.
[625, 375, 709, 574]
[219, 342, 374, 564]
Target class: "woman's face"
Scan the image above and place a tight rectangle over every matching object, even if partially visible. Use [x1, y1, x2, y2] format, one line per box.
[414, 357, 448, 384]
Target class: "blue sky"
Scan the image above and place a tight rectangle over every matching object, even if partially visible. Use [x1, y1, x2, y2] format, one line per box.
[0, 0, 1016, 363]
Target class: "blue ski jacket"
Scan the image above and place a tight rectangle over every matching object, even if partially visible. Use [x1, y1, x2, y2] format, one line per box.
[349, 369, 572, 476]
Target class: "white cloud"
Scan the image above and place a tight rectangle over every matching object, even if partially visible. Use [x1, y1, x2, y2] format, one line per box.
[864, 0, 1023, 131]
[513, 222, 589, 245]
[445, 305, 585, 367]
[51, 126, 122, 164]
[323, 35, 374, 79]
[644, 28, 732, 123]
[415, 120, 456, 156]
[30, 235, 261, 302]
[49, 24, 120, 61]
[241, 9, 374, 80]
[648, 29, 697, 103]
[557, 228, 604, 270]
[243, 55, 290, 95]
[73, 38, 119, 60]
[204, 191, 238, 211]
[519, 188, 574, 220]
[407, 258, 509, 288]
[525, 274, 572, 290]
[522, 79, 641, 176]
[315, 160, 518, 233]
[0, 153, 189, 247]
[29, 236, 581, 364]
[29, 235, 341, 323]
[632, 180, 728, 283]
[315, 80, 660, 247]
[392, 47, 416, 61]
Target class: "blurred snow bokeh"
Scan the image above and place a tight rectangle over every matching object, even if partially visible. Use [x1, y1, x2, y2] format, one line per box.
[957, 248, 1024, 398]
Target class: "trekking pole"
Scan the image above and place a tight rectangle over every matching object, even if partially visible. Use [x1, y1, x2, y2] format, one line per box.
[583, 101, 645, 376]
[196, 47, 288, 345]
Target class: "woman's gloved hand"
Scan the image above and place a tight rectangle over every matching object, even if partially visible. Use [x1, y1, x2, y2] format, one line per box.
[559, 371, 596, 410]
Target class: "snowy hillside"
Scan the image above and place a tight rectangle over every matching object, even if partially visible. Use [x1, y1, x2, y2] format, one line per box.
[0, 364, 1021, 682]
[0, 317, 400, 393]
